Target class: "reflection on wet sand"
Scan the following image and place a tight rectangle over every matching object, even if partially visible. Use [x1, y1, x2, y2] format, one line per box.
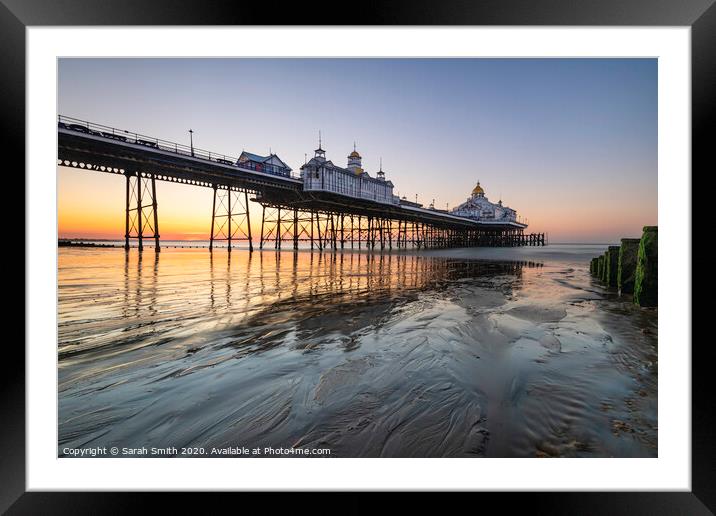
[58, 247, 656, 457]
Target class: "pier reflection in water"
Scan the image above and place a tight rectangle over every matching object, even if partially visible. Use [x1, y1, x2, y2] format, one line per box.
[58, 247, 656, 458]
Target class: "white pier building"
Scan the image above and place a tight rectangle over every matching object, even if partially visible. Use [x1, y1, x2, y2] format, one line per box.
[450, 181, 517, 222]
[300, 140, 399, 205]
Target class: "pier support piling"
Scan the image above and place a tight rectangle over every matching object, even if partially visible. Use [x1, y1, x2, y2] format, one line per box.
[210, 185, 217, 251]
[124, 172, 130, 250]
[124, 171, 160, 252]
[210, 187, 253, 252]
[243, 202, 545, 252]
[151, 175, 160, 252]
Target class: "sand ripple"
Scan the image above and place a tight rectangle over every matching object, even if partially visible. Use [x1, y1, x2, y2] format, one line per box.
[58, 246, 657, 457]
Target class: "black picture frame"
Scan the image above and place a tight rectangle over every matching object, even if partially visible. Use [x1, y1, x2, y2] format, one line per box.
[4, 0, 711, 512]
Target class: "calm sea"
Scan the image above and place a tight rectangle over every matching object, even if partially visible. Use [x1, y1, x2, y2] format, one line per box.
[58, 244, 657, 457]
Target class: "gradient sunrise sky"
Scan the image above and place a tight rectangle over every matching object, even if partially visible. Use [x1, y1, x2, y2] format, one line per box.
[58, 58, 657, 243]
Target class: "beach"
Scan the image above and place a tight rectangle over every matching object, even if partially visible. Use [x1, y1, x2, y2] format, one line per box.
[58, 244, 657, 457]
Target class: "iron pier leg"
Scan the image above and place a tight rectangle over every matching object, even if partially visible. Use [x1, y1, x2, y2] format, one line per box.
[352, 215, 356, 249]
[275, 208, 281, 250]
[294, 209, 299, 250]
[379, 219, 385, 250]
[245, 190, 253, 252]
[260, 205, 266, 250]
[136, 172, 143, 252]
[151, 175, 160, 252]
[227, 189, 232, 253]
[316, 212, 323, 251]
[124, 172, 130, 251]
[330, 213, 336, 250]
[374, 219, 378, 249]
[367, 217, 372, 249]
[372, 217, 377, 249]
[210, 185, 217, 251]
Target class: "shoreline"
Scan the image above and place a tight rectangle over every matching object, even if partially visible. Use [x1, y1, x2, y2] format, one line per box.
[58, 240, 617, 264]
[58, 242, 657, 457]
[59, 239, 622, 246]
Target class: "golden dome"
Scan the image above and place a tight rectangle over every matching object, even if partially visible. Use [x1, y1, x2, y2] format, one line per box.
[472, 181, 485, 195]
[349, 150, 361, 159]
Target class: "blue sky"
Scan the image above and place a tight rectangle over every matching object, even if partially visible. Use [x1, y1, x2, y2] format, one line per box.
[58, 58, 657, 242]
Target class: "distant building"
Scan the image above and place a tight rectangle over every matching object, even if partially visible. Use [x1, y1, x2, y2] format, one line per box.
[301, 139, 399, 205]
[451, 181, 517, 222]
[236, 151, 292, 177]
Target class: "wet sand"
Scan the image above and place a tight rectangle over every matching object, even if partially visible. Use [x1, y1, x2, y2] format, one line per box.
[58, 245, 657, 457]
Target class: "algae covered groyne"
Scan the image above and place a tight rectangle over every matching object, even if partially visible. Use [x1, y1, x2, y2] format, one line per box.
[589, 226, 657, 307]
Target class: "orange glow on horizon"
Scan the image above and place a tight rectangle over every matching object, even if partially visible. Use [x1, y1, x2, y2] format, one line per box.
[58, 166, 254, 241]
[58, 166, 656, 244]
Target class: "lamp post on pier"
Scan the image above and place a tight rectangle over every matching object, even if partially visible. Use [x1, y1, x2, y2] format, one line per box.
[189, 129, 194, 157]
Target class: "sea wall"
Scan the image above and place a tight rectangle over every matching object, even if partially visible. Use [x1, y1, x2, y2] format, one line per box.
[589, 226, 657, 307]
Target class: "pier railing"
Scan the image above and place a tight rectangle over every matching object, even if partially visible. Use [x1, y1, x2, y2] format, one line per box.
[58, 115, 296, 179]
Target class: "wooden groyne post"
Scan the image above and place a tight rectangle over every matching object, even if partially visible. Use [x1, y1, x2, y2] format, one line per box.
[618, 238, 641, 295]
[600, 252, 609, 283]
[605, 246, 620, 288]
[634, 226, 658, 307]
[589, 226, 657, 308]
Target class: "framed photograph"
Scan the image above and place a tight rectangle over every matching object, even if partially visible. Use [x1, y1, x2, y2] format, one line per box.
[6, 0, 711, 511]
